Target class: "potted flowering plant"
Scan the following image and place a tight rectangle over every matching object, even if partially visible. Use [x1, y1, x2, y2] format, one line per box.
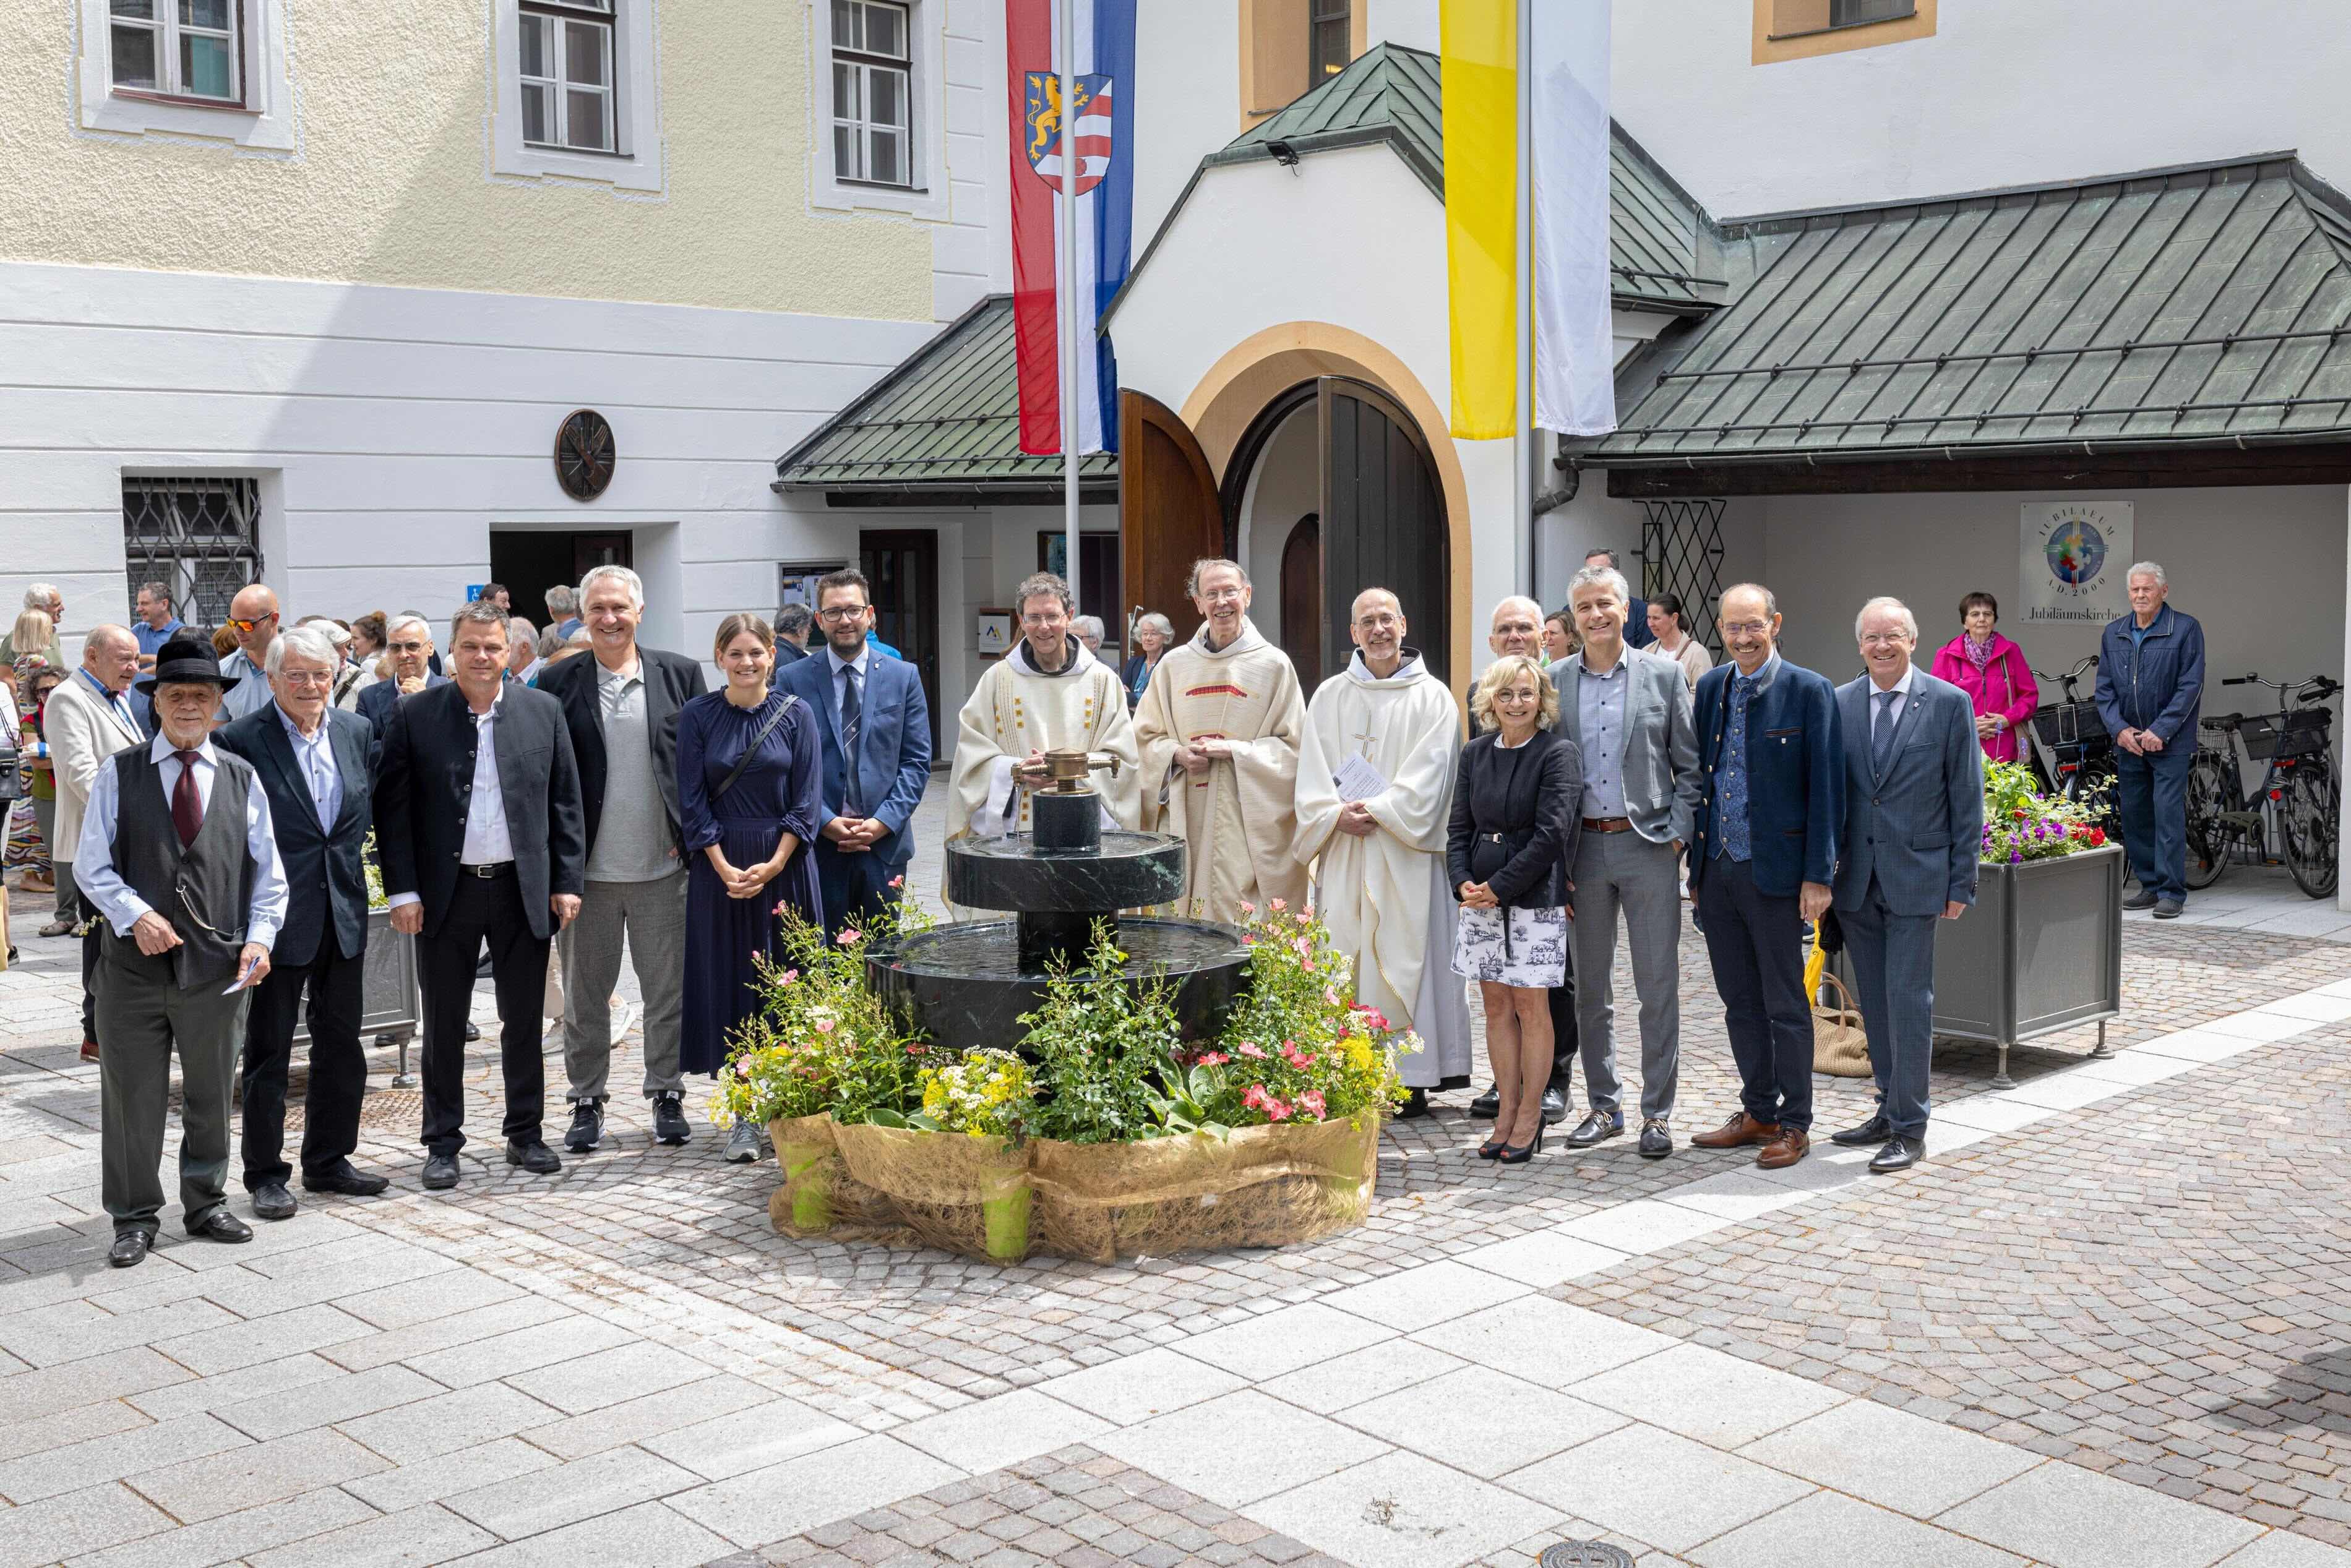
[1930, 761, 2125, 1086]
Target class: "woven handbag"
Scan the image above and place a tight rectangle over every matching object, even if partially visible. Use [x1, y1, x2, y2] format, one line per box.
[1812, 969, 1873, 1077]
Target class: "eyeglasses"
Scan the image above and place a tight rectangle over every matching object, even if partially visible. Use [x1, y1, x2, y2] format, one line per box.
[387, 640, 429, 653]
[1720, 620, 1773, 636]
[1859, 633, 1912, 648]
[815, 606, 868, 622]
[227, 613, 279, 633]
[1198, 588, 1247, 604]
[278, 669, 335, 688]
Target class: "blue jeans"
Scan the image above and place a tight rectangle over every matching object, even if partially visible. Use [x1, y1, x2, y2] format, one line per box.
[2114, 743, 2192, 901]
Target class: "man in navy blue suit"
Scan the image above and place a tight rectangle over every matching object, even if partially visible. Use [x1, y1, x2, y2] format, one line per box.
[776, 568, 932, 936]
[355, 613, 449, 769]
[1687, 583, 1842, 1172]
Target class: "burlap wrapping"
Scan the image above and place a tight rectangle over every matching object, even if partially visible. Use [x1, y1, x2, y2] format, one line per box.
[763, 1114, 1382, 1263]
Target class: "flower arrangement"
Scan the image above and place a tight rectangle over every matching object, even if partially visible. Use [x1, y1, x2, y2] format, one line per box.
[1980, 760, 2108, 864]
[913, 1048, 1038, 1140]
[713, 909, 929, 1131]
[1018, 925, 1182, 1144]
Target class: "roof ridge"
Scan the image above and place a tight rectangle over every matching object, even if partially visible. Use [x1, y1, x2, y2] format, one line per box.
[1721, 150, 2305, 234]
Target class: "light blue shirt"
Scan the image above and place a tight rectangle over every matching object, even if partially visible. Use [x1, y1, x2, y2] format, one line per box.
[131, 619, 183, 658]
[1575, 651, 1630, 817]
[275, 704, 342, 831]
[827, 642, 871, 711]
[75, 734, 288, 949]
[78, 667, 142, 740]
[216, 649, 271, 722]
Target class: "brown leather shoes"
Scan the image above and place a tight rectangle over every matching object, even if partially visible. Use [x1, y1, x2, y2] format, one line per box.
[1756, 1127, 1810, 1168]
[1690, 1112, 1779, 1149]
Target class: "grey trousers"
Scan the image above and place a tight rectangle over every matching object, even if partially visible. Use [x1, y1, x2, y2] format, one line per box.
[1838, 879, 1936, 1137]
[54, 857, 80, 920]
[559, 871, 687, 1101]
[1567, 829, 1684, 1122]
[96, 955, 247, 1236]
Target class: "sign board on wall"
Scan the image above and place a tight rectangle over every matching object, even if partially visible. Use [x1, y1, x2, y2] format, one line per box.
[2020, 501, 2133, 623]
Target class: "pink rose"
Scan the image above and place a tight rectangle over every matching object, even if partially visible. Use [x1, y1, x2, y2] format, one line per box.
[836, 928, 861, 946]
[1239, 900, 1257, 916]
[1239, 1042, 1267, 1059]
[1270, 898, 1286, 912]
[1197, 1052, 1229, 1066]
[889, 875, 905, 889]
[1299, 1090, 1326, 1118]
[780, 969, 800, 984]
[815, 1018, 835, 1033]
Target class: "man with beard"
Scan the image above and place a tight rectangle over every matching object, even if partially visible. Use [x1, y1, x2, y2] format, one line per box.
[1293, 589, 1470, 1117]
[1133, 559, 1309, 922]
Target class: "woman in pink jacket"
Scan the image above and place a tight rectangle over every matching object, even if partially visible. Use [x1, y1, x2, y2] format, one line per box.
[1930, 591, 2040, 764]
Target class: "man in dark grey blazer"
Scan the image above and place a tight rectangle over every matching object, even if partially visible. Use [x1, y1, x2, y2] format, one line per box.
[1830, 596, 1984, 1174]
[375, 601, 585, 1190]
[1555, 564, 1706, 1159]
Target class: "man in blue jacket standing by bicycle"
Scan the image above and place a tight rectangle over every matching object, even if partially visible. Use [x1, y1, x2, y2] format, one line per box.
[2096, 562, 2204, 919]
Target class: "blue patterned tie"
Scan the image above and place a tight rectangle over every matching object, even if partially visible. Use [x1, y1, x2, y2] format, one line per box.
[1872, 690, 1900, 779]
[839, 666, 863, 817]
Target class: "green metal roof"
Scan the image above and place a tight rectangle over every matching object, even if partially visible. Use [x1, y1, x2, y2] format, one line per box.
[773, 294, 1117, 497]
[1581, 154, 2351, 468]
[1199, 43, 1726, 316]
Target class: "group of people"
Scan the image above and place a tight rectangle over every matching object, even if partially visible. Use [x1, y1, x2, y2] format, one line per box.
[19, 536, 2207, 1267]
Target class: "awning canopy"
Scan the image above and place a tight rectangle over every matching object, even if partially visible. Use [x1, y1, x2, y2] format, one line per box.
[1577, 155, 2351, 475]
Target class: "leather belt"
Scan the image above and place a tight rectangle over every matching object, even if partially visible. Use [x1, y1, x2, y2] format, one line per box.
[458, 861, 515, 878]
[1582, 816, 1635, 833]
[1481, 831, 1507, 843]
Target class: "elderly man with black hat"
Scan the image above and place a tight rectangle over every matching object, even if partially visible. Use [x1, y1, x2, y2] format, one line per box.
[75, 637, 288, 1268]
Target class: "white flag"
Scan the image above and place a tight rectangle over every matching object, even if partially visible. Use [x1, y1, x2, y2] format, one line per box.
[1531, 1, 1617, 437]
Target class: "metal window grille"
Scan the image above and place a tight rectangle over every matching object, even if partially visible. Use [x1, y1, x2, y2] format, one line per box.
[122, 477, 262, 631]
[520, 0, 616, 153]
[1640, 497, 1728, 656]
[832, 0, 913, 187]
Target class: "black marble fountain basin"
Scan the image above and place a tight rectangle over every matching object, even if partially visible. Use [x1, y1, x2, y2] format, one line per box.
[944, 829, 1185, 911]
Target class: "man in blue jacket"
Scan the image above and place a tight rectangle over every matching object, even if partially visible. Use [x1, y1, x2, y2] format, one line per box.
[776, 568, 932, 936]
[2095, 562, 2203, 919]
[1687, 583, 1842, 1171]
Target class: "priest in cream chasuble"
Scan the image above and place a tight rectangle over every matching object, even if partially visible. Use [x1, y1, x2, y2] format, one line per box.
[1294, 590, 1473, 1092]
[946, 574, 1140, 920]
[1133, 559, 1310, 922]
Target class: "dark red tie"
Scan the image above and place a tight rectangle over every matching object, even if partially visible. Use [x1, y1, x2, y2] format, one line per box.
[172, 750, 203, 849]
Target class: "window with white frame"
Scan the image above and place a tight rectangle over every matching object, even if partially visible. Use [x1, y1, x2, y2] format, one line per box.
[832, 0, 913, 188]
[520, 0, 617, 153]
[108, 0, 243, 103]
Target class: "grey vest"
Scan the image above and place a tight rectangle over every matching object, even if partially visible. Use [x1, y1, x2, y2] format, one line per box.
[106, 747, 256, 992]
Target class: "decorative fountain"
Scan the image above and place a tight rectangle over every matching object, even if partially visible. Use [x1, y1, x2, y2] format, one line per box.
[867, 748, 1253, 1045]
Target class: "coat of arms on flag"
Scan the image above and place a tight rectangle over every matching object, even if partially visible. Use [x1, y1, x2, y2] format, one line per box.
[1023, 71, 1115, 195]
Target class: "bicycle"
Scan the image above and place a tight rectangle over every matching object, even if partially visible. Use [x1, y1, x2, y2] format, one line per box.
[2184, 672, 2341, 898]
[2026, 656, 2118, 829]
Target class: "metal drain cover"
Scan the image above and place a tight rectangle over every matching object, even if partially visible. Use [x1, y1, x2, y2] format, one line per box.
[1539, 1545, 1634, 1568]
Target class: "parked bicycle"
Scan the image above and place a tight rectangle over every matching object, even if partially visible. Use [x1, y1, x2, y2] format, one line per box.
[2026, 656, 2118, 829]
[2185, 672, 2340, 898]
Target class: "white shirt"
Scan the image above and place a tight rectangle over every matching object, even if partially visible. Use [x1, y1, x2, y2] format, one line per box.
[384, 692, 514, 913]
[1869, 664, 1918, 744]
[827, 642, 871, 716]
[276, 703, 342, 831]
[74, 733, 288, 948]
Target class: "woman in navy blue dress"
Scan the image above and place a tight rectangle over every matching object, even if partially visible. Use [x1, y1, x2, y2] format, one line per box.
[678, 613, 825, 1162]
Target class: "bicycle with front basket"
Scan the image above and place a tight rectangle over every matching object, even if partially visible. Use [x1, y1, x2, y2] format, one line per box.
[2025, 656, 2119, 831]
[2185, 672, 2341, 898]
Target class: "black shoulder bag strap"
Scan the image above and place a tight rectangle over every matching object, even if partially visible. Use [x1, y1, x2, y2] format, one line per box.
[713, 695, 800, 800]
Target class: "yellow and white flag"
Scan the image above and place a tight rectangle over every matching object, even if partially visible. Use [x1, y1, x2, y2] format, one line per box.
[1442, 0, 1617, 440]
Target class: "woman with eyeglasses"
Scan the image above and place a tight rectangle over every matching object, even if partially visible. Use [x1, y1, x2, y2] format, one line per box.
[1928, 591, 2039, 763]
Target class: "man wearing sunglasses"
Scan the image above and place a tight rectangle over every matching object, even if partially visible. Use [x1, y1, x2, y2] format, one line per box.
[216, 584, 282, 724]
[356, 614, 450, 771]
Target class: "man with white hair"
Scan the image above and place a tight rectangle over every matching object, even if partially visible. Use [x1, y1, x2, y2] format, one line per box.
[1135, 559, 1309, 921]
[507, 618, 541, 685]
[43, 625, 145, 1055]
[355, 612, 449, 769]
[545, 584, 582, 641]
[535, 564, 707, 1152]
[1072, 615, 1106, 654]
[216, 624, 390, 1215]
[1293, 589, 1471, 1116]
[23, 583, 66, 670]
[1828, 597, 1981, 1174]
[2095, 562, 2204, 919]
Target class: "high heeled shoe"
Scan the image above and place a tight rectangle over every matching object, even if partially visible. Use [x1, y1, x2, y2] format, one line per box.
[1497, 1126, 1546, 1164]
[1475, 1136, 1508, 1160]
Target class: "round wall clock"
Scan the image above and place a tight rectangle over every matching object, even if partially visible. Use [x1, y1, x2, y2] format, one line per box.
[555, 409, 616, 500]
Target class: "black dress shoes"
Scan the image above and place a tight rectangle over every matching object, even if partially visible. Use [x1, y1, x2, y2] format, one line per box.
[1829, 1113, 1892, 1147]
[251, 1180, 298, 1221]
[1539, 1086, 1570, 1126]
[2154, 898, 2183, 920]
[1394, 1088, 1429, 1120]
[1563, 1110, 1624, 1149]
[108, 1230, 152, 1269]
[1638, 1119, 1672, 1159]
[464, 1019, 482, 1041]
[303, 1160, 390, 1196]
[1470, 1084, 1500, 1119]
[187, 1209, 254, 1244]
[422, 1152, 462, 1189]
[1868, 1134, 1922, 1173]
[506, 1139, 562, 1175]
[651, 1093, 691, 1147]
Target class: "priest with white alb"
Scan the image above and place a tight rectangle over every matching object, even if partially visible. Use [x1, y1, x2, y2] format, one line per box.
[1134, 558, 1310, 922]
[1293, 589, 1472, 1118]
[945, 572, 1141, 918]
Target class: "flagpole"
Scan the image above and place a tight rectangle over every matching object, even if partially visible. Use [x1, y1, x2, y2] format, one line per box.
[1057, 0, 1083, 620]
[1513, 0, 1535, 602]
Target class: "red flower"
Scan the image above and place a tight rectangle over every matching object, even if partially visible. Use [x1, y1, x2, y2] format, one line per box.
[2089, 828, 2106, 846]
[2012, 808, 2027, 820]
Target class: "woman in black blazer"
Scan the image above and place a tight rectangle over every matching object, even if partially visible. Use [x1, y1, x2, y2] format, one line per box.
[1446, 653, 1582, 1163]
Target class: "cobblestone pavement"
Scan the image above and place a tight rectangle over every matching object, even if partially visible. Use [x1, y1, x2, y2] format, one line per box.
[1, 780, 2347, 1567]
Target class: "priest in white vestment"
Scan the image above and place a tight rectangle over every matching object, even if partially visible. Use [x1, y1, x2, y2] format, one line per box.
[1293, 590, 1472, 1115]
[946, 572, 1141, 919]
[1134, 559, 1310, 922]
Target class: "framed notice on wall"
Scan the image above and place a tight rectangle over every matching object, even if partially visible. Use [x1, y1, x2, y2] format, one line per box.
[2020, 501, 2133, 624]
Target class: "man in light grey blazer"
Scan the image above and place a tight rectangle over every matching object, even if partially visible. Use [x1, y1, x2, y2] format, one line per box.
[1556, 565, 1707, 1159]
[1829, 596, 1984, 1174]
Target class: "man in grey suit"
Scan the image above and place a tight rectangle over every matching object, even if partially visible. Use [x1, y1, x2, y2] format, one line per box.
[1829, 596, 1984, 1174]
[1555, 565, 1706, 1159]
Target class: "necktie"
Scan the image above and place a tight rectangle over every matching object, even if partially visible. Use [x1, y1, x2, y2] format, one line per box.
[839, 666, 864, 816]
[1872, 690, 1900, 777]
[171, 750, 204, 849]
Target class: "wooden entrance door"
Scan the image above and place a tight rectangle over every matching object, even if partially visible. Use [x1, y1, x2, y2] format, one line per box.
[860, 529, 941, 755]
[1319, 378, 1448, 685]
[1118, 391, 1223, 647]
[1279, 513, 1322, 688]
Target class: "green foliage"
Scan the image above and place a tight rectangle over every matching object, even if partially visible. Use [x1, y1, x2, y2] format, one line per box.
[1981, 760, 2108, 864]
[713, 911, 934, 1129]
[1018, 923, 1182, 1144]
